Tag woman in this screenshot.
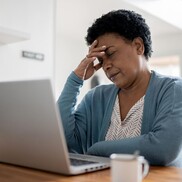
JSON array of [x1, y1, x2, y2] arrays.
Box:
[[58, 9, 182, 167]]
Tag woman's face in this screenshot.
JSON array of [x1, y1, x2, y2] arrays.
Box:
[[96, 33, 147, 90]]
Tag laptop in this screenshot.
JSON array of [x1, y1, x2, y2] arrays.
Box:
[[0, 79, 110, 175]]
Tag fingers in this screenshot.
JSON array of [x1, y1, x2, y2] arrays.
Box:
[[74, 39, 106, 80], [86, 40, 106, 66], [89, 40, 98, 52], [89, 46, 106, 55], [89, 40, 106, 54], [94, 63, 102, 71], [83, 56, 96, 65], [83, 39, 106, 75], [86, 51, 105, 60]]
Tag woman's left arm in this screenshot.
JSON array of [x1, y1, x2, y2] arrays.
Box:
[[87, 80, 182, 166]]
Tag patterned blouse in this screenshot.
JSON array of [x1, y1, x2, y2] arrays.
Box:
[[105, 95, 145, 140]]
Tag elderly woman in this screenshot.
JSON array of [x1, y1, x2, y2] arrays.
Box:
[[57, 9, 182, 167]]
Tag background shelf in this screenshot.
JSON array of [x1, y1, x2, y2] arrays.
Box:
[[0, 26, 30, 45]]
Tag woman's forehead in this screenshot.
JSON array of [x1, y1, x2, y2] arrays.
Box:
[[96, 33, 127, 47]]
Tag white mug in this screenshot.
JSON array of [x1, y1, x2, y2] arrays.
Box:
[[110, 153, 149, 182]]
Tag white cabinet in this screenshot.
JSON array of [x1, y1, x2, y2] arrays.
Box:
[[0, 26, 30, 45]]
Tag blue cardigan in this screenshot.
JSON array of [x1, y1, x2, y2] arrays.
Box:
[[57, 71, 182, 167]]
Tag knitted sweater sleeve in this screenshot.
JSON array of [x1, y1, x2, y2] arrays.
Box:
[[57, 72, 88, 153], [87, 79, 182, 166]]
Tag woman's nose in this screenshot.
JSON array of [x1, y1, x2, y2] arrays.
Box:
[[103, 58, 112, 71]]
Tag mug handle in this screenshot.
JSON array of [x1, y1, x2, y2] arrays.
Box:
[[141, 159, 149, 178]]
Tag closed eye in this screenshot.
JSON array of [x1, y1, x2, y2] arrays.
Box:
[[106, 51, 116, 58]]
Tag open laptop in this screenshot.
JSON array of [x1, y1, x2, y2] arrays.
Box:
[[0, 79, 110, 175]]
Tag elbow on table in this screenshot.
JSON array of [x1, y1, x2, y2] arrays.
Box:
[[149, 149, 181, 166]]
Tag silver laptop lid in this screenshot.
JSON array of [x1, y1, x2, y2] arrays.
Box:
[[0, 79, 71, 174], [0, 79, 110, 175]]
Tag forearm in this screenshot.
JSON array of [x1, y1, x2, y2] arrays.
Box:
[[87, 119, 182, 166], [86, 133, 179, 166], [57, 72, 84, 151], [57, 71, 83, 121], [87, 79, 182, 166]]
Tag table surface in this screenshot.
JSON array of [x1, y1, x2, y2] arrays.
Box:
[[0, 163, 182, 182]]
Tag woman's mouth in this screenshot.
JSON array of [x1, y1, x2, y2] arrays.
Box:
[[109, 72, 120, 81]]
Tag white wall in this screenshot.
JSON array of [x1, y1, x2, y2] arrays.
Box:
[[0, 0, 55, 82], [55, 0, 182, 101], [0, 0, 181, 102]]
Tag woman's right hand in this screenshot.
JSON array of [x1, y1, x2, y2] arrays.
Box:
[[74, 40, 106, 80]]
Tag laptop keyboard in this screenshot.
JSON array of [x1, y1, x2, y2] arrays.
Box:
[[70, 158, 98, 166]]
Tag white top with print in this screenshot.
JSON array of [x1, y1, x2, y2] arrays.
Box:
[[105, 95, 145, 140]]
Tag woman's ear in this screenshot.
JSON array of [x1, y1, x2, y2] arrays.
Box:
[[133, 37, 145, 55]]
